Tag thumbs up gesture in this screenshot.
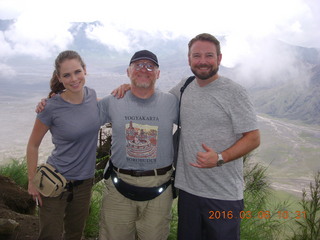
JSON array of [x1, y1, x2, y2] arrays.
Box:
[[190, 143, 218, 168]]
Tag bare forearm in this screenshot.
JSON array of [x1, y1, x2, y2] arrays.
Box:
[[27, 145, 39, 181], [26, 118, 49, 181], [221, 130, 260, 163]]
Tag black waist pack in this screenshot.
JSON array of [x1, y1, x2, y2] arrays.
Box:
[[110, 170, 172, 201]]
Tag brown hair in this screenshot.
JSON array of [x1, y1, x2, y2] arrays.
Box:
[[188, 33, 221, 56], [48, 50, 86, 98]]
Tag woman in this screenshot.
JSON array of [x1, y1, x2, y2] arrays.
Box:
[[27, 50, 101, 240]]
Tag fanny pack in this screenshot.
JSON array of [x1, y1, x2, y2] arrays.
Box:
[[110, 170, 172, 201], [32, 163, 68, 197]]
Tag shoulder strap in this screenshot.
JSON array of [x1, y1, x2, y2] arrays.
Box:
[[178, 76, 195, 124], [173, 76, 195, 167], [180, 76, 196, 95]]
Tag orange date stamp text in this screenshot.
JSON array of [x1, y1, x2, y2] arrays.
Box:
[[208, 210, 307, 220]]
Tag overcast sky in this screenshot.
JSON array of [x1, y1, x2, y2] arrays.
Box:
[[0, 0, 319, 74]]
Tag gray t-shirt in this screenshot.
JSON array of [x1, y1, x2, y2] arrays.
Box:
[[170, 76, 258, 200], [38, 86, 101, 180], [98, 90, 178, 170]]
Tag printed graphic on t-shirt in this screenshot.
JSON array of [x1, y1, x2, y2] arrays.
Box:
[[125, 121, 158, 164]]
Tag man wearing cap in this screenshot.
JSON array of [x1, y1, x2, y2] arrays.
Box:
[[98, 50, 178, 240]]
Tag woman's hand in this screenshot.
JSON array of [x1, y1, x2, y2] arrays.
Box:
[[28, 181, 43, 207]]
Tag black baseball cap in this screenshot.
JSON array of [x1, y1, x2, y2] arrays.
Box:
[[129, 50, 159, 67]]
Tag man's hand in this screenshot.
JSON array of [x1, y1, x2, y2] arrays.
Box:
[[111, 84, 131, 98], [190, 144, 218, 168], [35, 98, 47, 113]]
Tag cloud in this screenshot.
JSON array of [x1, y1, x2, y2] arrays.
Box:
[[0, 63, 16, 79], [2, 2, 74, 58], [0, 0, 26, 19], [0, 0, 319, 66], [0, 31, 13, 57], [85, 22, 131, 52]]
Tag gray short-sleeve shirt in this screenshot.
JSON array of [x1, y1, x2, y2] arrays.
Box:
[[37, 87, 101, 180], [170, 76, 258, 200]]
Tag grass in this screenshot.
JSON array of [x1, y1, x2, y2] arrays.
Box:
[[291, 171, 320, 240], [84, 181, 104, 238], [268, 190, 304, 239], [168, 199, 178, 240], [0, 157, 28, 189], [240, 155, 290, 240]]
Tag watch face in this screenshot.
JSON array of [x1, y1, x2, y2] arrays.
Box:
[[217, 153, 224, 166], [217, 160, 224, 166]]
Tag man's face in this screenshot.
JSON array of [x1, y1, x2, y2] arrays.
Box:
[[188, 40, 222, 80], [127, 60, 160, 89]]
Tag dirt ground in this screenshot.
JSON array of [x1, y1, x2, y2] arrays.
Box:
[[0, 175, 39, 240], [0, 207, 39, 240]]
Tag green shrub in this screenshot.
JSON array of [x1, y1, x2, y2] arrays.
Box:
[[168, 199, 178, 240], [0, 158, 28, 189], [241, 154, 290, 240], [84, 181, 104, 238], [291, 171, 320, 240]]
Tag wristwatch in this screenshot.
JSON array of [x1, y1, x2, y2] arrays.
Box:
[[217, 153, 225, 167]]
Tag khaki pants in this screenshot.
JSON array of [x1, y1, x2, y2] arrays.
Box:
[[99, 170, 173, 240], [38, 178, 93, 240]]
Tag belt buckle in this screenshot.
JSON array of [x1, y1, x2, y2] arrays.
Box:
[[130, 170, 143, 177]]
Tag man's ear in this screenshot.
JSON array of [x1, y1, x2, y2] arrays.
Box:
[[217, 54, 222, 65]]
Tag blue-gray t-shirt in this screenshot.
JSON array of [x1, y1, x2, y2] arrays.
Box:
[[98, 90, 178, 170], [37, 86, 101, 180]]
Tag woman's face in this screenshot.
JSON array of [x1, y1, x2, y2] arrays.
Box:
[[58, 58, 86, 93]]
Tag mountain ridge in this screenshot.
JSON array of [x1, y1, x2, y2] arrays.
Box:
[[1, 20, 319, 125]]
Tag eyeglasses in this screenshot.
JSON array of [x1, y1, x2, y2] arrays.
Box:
[[132, 62, 157, 72]]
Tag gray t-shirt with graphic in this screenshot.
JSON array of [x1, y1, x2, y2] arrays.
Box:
[[170, 76, 258, 200], [98, 90, 178, 170]]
